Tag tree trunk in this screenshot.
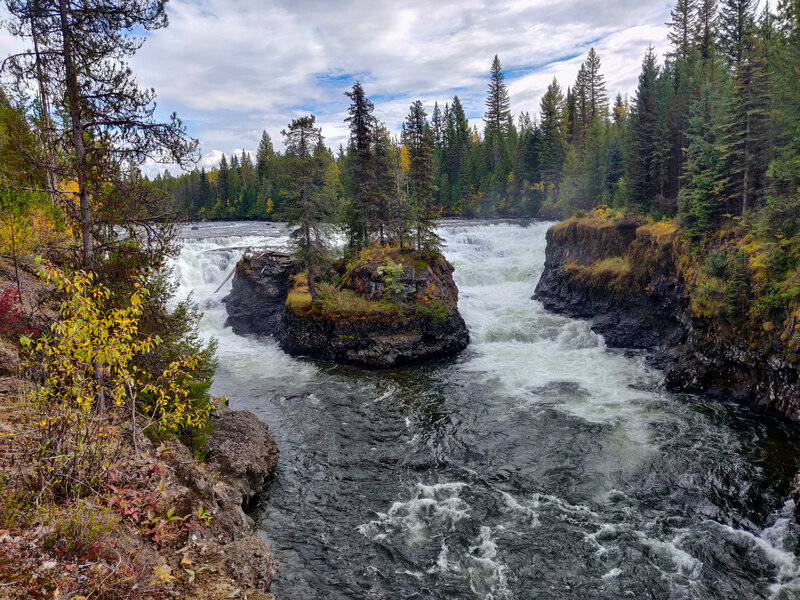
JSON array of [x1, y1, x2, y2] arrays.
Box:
[[58, 0, 92, 266], [31, 9, 58, 205], [742, 110, 751, 214]]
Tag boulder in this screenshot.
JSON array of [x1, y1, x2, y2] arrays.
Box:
[[206, 403, 280, 503]]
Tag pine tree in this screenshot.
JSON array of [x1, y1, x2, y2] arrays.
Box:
[[3, 0, 197, 267]]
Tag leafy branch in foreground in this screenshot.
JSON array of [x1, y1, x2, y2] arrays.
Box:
[[21, 264, 216, 501]]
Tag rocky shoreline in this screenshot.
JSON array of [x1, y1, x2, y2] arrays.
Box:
[[223, 251, 469, 368], [533, 218, 800, 421]]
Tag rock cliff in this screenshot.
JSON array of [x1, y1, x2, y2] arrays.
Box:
[[534, 218, 800, 421]]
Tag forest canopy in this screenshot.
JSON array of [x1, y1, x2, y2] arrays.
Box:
[[160, 0, 799, 248]]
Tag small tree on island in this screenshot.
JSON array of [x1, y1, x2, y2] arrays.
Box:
[[403, 101, 441, 253], [281, 115, 335, 298], [343, 81, 377, 249]]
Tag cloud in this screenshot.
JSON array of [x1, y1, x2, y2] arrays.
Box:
[[127, 0, 675, 172]]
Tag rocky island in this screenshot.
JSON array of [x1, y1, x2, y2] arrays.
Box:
[[224, 245, 470, 367]]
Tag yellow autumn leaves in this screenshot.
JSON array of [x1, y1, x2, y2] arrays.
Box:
[[23, 265, 213, 434]]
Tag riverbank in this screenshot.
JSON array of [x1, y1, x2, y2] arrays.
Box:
[[534, 212, 800, 421], [0, 257, 280, 599], [0, 378, 279, 599]]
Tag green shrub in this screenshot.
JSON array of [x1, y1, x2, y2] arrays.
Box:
[[704, 250, 730, 278], [380, 260, 406, 305]]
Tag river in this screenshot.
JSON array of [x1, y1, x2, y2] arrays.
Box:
[[174, 219, 800, 600]]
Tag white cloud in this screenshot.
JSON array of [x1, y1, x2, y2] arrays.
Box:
[[127, 0, 675, 172]]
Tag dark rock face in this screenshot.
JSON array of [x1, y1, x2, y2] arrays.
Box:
[[222, 252, 296, 336], [280, 257, 469, 367], [224, 252, 470, 368], [206, 403, 280, 503], [279, 307, 469, 367], [533, 221, 800, 422], [534, 224, 687, 349]]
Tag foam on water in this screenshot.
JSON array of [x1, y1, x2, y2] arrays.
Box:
[[173, 219, 800, 600]]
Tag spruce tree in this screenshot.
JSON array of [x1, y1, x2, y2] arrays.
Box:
[[719, 0, 757, 66], [681, 83, 725, 239], [484, 55, 512, 169], [432, 102, 444, 149], [198, 168, 211, 214], [281, 115, 331, 297], [538, 78, 567, 187], [627, 47, 661, 209], [256, 131, 274, 182], [718, 38, 770, 213], [344, 81, 376, 247], [572, 65, 590, 152], [218, 154, 230, 207], [668, 0, 699, 59], [612, 93, 628, 129], [584, 48, 609, 122], [403, 101, 439, 252], [373, 124, 396, 243], [696, 0, 719, 62]]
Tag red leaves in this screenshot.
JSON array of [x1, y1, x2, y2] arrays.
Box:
[[0, 288, 39, 338]]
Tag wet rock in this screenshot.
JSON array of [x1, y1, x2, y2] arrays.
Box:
[[206, 403, 279, 504], [279, 309, 469, 367], [225, 252, 470, 368], [223, 252, 296, 336]]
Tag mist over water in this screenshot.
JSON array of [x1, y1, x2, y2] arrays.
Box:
[[174, 220, 800, 599]]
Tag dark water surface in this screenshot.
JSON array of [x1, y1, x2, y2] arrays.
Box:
[[175, 220, 800, 599]]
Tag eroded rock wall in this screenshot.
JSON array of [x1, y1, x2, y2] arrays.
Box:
[[534, 220, 800, 421]]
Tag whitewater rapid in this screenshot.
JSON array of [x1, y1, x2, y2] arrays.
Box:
[[174, 220, 800, 600]]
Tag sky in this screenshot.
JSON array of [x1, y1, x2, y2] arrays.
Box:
[[125, 0, 683, 173], [3, 0, 680, 174]]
